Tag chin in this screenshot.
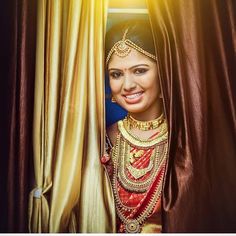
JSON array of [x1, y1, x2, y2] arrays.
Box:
[[123, 104, 147, 114]]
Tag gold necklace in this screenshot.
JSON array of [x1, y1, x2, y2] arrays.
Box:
[[111, 133, 167, 233], [116, 173, 165, 233], [119, 119, 168, 148], [127, 151, 154, 180], [111, 134, 138, 213], [112, 119, 168, 192], [117, 136, 167, 193], [126, 113, 165, 131], [110, 118, 168, 233]]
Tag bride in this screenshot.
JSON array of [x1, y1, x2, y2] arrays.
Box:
[[101, 19, 168, 233]]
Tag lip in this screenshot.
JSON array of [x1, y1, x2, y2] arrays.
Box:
[[123, 91, 144, 104]]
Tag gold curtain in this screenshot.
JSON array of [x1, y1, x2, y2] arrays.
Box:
[[29, 0, 116, 233]]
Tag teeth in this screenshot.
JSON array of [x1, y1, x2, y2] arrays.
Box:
[[126, 92, 142, 99]]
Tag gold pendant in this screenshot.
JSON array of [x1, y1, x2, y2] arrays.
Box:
[[127, 160, 154, 179], [125, 219, 141, 233], [129, 150, 144, 163], [116, 135, 168, 193]]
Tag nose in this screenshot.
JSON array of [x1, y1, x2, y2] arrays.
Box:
[[123, 73, 136, 91]]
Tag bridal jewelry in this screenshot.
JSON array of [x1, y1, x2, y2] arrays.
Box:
[[129, 149, 144, 163], [106, 28, 157, 65], [119, 118, 168, 148], [111, 118, 168, 233], [115, 120, 168, 192], [126, 112, 165, 131]]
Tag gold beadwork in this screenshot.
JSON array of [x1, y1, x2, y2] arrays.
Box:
[[117, 135, 168, 192], [129, 150, 144, 163], [110, 117, 168, 232], [111, 132, 167, 232], [116, 179, 164, 233], [127, 113, 165, 131], [118, 119, 168, 148], [111, 134, 138, 212], [127, 158, 154, 180], [112, 119, 168, 193], [125, 219, 141, 233], [106, 28, 157, 66]]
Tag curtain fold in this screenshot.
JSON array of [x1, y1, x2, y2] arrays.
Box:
[[0, 0, 37, 232], [69, 0, 117, 232], [147, 0, 236, 232], [28, 0, 52, 232], [29, 0, 116, 232]]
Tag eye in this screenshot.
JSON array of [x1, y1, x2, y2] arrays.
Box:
[[134, 68, 148, 75], [109, 71, 123, 79]]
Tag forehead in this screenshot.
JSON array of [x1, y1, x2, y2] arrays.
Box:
[[108, 49, 155, 69]]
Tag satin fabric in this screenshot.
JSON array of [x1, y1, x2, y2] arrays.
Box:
[[29, 0, 116, 232], [147, 0, 236, 232], [0, 0, 37, 232]]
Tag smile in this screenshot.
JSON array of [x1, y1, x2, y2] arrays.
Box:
[[124, 92, 143, 99], [123, 92, 144, 104]]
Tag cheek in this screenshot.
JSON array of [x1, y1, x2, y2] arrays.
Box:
[[143, 73, 159, 89], [109, 79, 122, 94], [144, 76, 160, 97]]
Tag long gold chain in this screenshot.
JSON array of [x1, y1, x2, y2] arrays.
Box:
[[111, 132, 167, 233], [114, 119, 168, 193], [110, 118, 168, 233], [117, 138, 167, 193], [111, 134, 137, 212], [116, 170, 165, 233]]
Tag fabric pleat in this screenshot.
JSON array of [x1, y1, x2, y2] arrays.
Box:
[[147, 0, 236, 232], [29, 0, 116, 232], [2, 0, 235, 233], [0, 0, 37, 232]]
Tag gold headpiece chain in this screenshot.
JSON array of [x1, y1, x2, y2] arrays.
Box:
[[106, 28, 157, 65]]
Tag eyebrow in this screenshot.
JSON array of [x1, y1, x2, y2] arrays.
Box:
[[108, 64, 149, 71]]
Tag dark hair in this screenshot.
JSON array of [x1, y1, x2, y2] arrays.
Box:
[[105, 19, 156, 62]]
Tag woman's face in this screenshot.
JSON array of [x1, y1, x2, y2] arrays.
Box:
[[108, 49, 161, 116]]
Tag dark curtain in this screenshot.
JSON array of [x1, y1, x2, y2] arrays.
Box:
[[0, 0, 37, 232], [147, 0, 236, 232]]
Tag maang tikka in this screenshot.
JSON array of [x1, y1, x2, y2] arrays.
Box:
[[106, 28, 157, 65]]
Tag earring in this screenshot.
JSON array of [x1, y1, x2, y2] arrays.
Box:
[[111, 96, 116, 103], [159, 93, 163, 99]]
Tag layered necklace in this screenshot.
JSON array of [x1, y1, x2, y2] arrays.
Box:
[[111, 113, 168, 233]]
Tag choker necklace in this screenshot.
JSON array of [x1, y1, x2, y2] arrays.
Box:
[[126, 113, 165, 131]]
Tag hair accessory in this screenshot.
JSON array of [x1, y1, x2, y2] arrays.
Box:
[[106, 28, 157, 65]]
